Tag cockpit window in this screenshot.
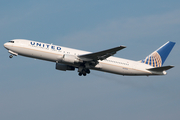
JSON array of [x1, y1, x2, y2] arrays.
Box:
[[9, 41, 14, 43]]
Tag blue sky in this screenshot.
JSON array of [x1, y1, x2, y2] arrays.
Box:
[[0, 0, 180, 120]]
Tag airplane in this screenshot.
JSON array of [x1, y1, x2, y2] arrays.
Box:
[[4, 39, 175, 76]]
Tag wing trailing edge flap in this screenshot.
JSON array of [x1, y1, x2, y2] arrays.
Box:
[[147, 65, 174, 72], [78, 45, 126, 61]]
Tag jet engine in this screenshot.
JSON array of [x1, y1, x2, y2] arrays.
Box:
[[56, 63, 75, 71]]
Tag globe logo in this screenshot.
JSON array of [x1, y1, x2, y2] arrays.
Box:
[[141, 51, 162, 67]]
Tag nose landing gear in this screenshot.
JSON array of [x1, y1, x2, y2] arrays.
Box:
[[8, 50, 18, 58], [9, 55, 13, 58]]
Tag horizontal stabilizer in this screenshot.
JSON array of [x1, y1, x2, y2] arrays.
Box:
[[147, 65, 174, 72]]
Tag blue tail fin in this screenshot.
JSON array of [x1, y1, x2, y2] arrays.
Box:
[[140, 41, 175, 67]]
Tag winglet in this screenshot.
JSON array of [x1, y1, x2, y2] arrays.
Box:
[[120, 45, 126, 48]]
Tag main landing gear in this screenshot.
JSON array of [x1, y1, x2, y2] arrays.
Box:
[[78, 69, 90, 76], [78, 66, 90, 76]]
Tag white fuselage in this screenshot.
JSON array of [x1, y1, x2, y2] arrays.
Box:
[[4, 39, 166, 76]]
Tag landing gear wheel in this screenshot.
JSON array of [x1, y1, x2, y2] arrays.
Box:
[[82, 70, 86, 76], [9, 55, 13, 58], [86, 69, 90, 74], [78, 72, 82, 76]]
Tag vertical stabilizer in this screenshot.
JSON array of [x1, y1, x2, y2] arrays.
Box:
[[140, 41, 175, 67]]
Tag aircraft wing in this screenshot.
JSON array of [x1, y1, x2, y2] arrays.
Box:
[[78, 46, 126, 61]]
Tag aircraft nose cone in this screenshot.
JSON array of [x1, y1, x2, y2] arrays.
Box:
[[4, 42, 10, 49], [4, 43, 7, 48]]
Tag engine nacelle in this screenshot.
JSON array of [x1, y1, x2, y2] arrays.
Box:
[[62, 54, 80, 64], [56, 63, 75, 71]]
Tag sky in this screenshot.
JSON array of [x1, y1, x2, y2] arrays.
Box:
[[0, 0, 180, 120]]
